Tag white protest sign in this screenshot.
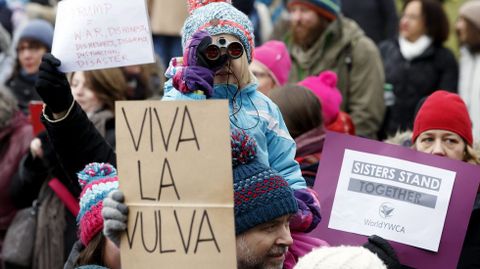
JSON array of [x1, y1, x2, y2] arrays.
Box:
[[329, 149, 456, 252], [52, 0, 154, 72]]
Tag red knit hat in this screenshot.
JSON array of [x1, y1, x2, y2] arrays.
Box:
[[412, 90, 473, 146]]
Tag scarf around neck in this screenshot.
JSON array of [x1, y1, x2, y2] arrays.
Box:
[[399, 35, 432, 60]]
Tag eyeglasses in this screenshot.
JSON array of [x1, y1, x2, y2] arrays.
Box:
[[203, 37, 244, 61]]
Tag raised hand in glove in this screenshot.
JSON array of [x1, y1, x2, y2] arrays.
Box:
[[102, 190, 128, 248], [173, 30, 227, 97], [363, 235, 403, 269], [35, 53, 73, 114]]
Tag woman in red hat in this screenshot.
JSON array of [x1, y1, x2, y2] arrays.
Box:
[[411, 90, 479, 268], [411, 90, 479, 163]]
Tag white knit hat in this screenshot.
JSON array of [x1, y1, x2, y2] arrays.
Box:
[[294, 246, 387, 269]]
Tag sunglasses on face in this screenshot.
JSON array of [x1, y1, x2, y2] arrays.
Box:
[[204, 37, 244, 61]]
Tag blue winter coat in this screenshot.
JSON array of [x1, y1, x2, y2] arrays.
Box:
[[163, 75, 306, 190]]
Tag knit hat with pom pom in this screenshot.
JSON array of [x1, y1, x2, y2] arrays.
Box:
[[77, 162, 119, 246], [231, 129, 298, 235], [183, 0, 255, 62]]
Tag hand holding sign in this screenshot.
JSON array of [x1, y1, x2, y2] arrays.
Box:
[[102, 190, 129, 247], [35, 54, 73, 114], [363, 235, 403, 269]]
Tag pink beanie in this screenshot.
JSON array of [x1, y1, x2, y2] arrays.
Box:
[[253, 40, 292, 86], [298, 71, 342, 125]]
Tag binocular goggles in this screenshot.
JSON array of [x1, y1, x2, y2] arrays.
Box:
[[203, 37, 244, 61]]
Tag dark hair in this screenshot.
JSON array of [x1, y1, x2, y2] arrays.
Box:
[[69, 68, 128, 112], [403, 0, 450, 45], [268, 84, 322, 139], [75, 233, 106, 267]]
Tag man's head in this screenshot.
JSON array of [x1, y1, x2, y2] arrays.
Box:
[[287, 0, 340, 49], [231, 130, 298, 269]]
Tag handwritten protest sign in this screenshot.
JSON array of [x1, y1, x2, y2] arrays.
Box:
[[311, 132, 480, 268], [52, 0, 154, 72], [115, 100, 236, 268]]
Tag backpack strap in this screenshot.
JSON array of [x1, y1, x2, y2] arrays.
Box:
[[48, 178, 79, 217]]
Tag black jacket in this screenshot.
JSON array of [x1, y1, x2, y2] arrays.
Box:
[[458, 194, 480, 269], [379, 39, 458, 137], [41, 102, 116, 181]]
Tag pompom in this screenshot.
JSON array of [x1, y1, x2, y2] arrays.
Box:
[[231, 129, 256, 167], [78, 162, 117, 188], [187, 0, 232, 14]]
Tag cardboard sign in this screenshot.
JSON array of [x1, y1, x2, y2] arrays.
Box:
[[52, 0, 154, 72], [115, 100, 236, 269], [311, 132, 480, 268]]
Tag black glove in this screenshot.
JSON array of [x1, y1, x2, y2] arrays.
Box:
[[35, 53, 73, 114], [363, 235, 403, 269]]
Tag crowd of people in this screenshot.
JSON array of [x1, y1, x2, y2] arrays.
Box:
[[1, 0, 480, 268]]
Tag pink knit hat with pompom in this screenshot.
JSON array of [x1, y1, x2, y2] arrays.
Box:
[[298, 71, 342, 125], [253, 40, 292, 86]]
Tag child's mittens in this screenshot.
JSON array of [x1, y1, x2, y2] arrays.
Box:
[[173, 65, 215, 97], [172, 30, 227, 97], [289, 188, 322, 233]]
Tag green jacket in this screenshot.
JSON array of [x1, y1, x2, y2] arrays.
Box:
[[285, 17, 385, 139]]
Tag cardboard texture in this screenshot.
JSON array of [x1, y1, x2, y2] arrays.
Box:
[[115, 100, 236, 269], [148, 0, 188, 36]]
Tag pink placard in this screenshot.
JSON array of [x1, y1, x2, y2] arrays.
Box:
[[310, 132, 480, 268]]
